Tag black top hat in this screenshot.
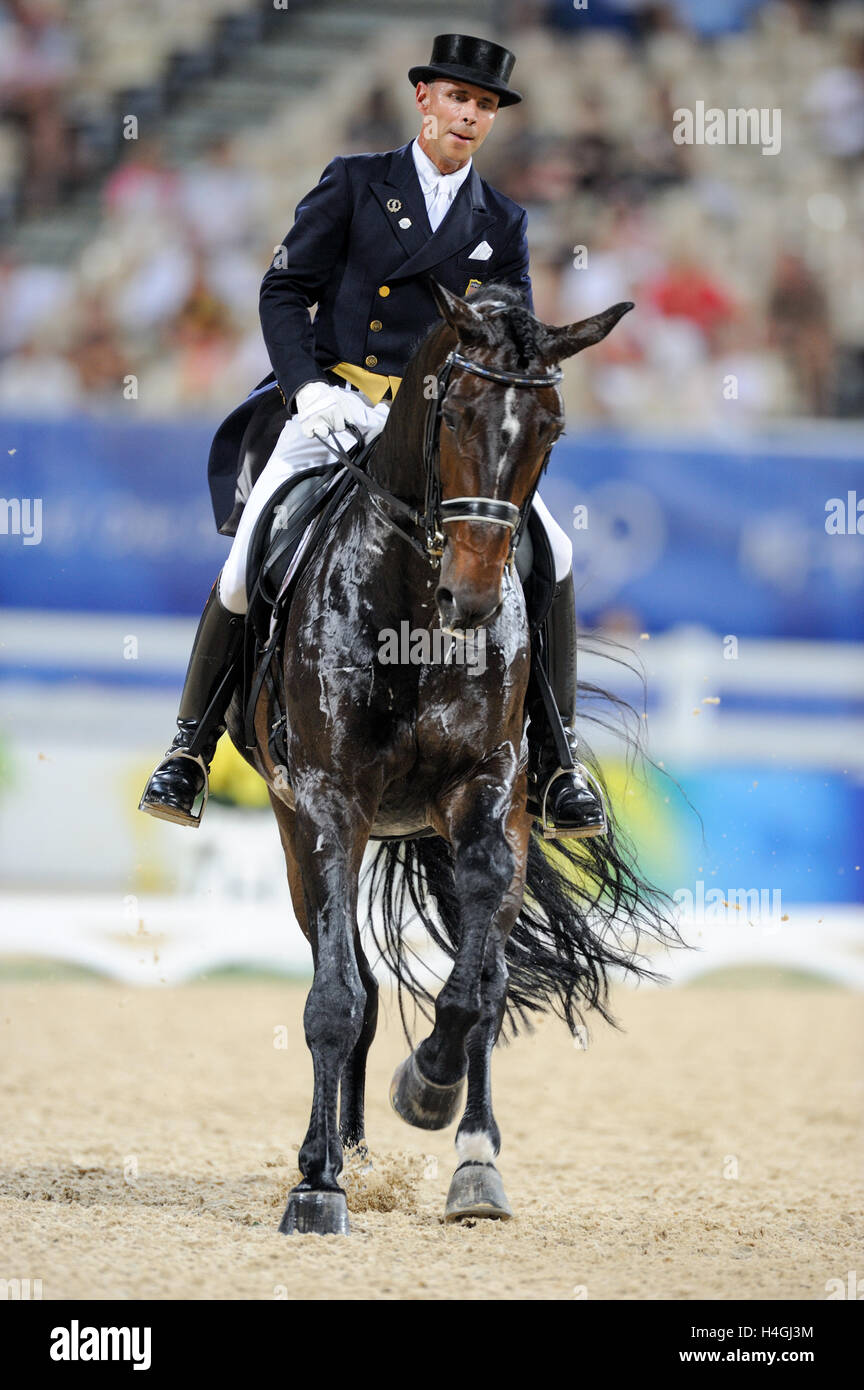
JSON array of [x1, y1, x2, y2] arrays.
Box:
[[408, 34, 522, 107]]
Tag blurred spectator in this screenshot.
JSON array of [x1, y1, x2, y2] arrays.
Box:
[[344, 84, 403, 153], [69, 295, 131, 405], [0, 332, 79, 411], [0, 0, 76, 211], [805, 37, 864, 163], [168, 274, 239, 408], [114, 239, 196, 335], [671, 0, 768, 38], [103, 137, 178, 223], [645, 251, 737, 354], [543, 0, 663, 37], [176, 137, 266, 251], [0, 250, 73, 353], [767, 252, 834, 416]]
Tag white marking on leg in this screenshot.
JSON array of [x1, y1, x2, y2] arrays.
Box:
[[455, 1131, 496, 1163]]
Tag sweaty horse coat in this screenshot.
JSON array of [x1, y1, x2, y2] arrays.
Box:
[[207, 140, 532, 535]]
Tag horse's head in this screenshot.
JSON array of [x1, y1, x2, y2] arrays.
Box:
[[428, 281, 633, 632]]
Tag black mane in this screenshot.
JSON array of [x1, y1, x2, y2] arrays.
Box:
[[413, 280, 548, 372], [462, 281, 547, 369]]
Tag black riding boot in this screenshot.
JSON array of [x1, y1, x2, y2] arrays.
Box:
[[526, 570, 607, 840], [138, 580, 244, 827]]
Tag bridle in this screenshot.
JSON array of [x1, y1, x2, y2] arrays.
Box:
[[321, 345, 563, 567], [424, 348, 563, 562]]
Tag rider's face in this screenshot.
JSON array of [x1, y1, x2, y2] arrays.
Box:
[[415, 79, 499, 173]]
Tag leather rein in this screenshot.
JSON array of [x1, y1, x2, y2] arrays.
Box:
[[320, 347, 563, 567]]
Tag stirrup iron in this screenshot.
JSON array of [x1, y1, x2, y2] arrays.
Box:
[[138, 748, 211, 828], [537, 762, 608, 841]]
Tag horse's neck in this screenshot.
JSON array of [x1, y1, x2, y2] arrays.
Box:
[[368, 331, 449, 506]]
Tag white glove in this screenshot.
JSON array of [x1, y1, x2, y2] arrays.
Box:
[[294, 381, 385, 442]]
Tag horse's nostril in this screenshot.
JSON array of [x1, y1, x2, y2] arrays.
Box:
[[436, 587, 454, 611]]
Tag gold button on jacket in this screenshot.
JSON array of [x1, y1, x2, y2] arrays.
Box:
[[364, 354, 378, 368], [369, 319, 382, 332], [378, 285, 390, 297]]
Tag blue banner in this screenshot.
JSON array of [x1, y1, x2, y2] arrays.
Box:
[[0, 414, 227, 617], [542, 428, 864, 642], [1, 415, 862, 637]]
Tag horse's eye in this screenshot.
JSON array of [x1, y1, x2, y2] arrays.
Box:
[[443, 405, 474, 432]]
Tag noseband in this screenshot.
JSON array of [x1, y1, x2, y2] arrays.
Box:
[[321, 346, 562, 567]]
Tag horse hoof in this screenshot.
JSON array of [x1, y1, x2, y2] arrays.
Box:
[[278, 1188, 350, 1236], [444, 1162, 513, 1222], [389, 1051, 465, 1130]]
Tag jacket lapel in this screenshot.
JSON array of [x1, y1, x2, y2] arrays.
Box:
[[370, 143, 432, 266], [391, 164, 495, 282], [371, 144, 497, 283]]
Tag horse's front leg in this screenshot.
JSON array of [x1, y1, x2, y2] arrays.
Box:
[[444, 795, 532, 1221], [339, 926, 379, 1153], [390, 755, 521, 1138], [279, 794, 372, 1236]]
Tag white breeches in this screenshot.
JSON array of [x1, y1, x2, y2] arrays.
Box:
[[218, 389, 573, 614]]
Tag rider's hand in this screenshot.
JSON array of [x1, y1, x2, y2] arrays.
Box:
[[294, 381, 384, 442]]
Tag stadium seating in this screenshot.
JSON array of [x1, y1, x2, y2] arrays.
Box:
[[0, 0, 862, 421]]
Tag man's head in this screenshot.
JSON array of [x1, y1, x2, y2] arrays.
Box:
[[408, 34, 521, 173], [415, 78, 499, 173]]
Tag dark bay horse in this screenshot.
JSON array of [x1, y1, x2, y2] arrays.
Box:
[[226, 281, 675, 1235]]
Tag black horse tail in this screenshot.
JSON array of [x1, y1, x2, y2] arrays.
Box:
[[363, 795, 681, 1045], [362, 633, 688, 1043]]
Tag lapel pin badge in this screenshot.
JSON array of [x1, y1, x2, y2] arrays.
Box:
[[398, 216, 412, 228], [386, 198, 402, 212]]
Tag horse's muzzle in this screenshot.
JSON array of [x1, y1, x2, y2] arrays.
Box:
[[436, 584, 502, 631]]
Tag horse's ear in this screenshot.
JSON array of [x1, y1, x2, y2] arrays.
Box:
[[429, 278, 487, 341], [539, 301, 634, 364]]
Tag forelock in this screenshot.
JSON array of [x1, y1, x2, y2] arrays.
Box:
[[462, 282, 546, 368]]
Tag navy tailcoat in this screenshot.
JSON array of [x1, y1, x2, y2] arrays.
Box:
[[207, 139, 532, 532]]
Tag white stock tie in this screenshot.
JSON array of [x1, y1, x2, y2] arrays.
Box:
[[427, 179, 454, 233]]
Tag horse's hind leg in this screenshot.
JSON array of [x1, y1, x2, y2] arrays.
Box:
[[269, 792, 351, 1232], [268, 791, 310, 939], [270, 797, 377, 1146], [279, 798, 371, 1236], [339, 927, 378, 1152]]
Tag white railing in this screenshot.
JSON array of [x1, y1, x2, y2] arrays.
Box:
[[1, 613, 861, 986]]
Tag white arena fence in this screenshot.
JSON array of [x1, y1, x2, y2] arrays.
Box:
[[0, 612, 861, 988]]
